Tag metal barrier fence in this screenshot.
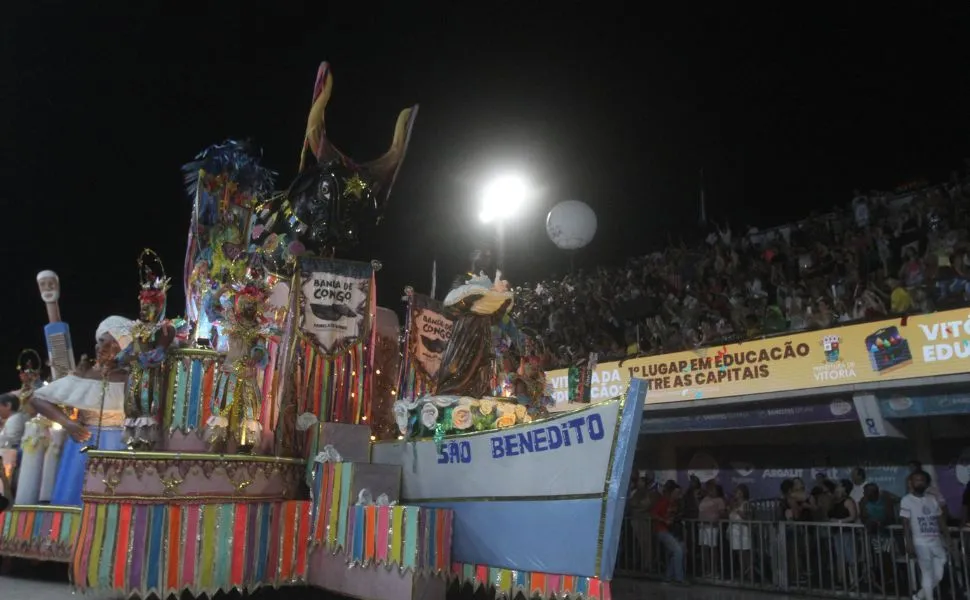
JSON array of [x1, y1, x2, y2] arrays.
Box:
[[617, 517, 970, 599]]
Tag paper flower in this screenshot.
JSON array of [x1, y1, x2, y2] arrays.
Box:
[[357, 489, 373, 505], [296, 412, 319, 432], [392, 401, 411, 435], [451, 406, 473, 430], [314, 444, 343, 464], [432, 395, 460, 408], [523, 415, 533, 424], [478, 399, 495, 415], [420, 403, 440, 429], [399, 397, 420, 411], [514, 404, 528, 420], [497, 402, 516, 416], [495, 413, 517, 429]]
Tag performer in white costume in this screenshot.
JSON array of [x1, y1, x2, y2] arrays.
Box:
[[30, 316, 132, 507], [10, 351, 47, 504]]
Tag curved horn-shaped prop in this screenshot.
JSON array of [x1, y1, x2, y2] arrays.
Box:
[[300, 61, 418, 214]]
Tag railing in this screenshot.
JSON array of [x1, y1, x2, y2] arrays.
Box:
[[617, 516, 970, 599]]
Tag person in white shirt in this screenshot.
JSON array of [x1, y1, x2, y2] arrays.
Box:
[[849, 467, 869, 505], [0, 394, 26, 449], [900, 470, 949, 600], [908, 460, 948, 518]]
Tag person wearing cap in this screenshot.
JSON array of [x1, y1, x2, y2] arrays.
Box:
[[30, 316, 132, 506]]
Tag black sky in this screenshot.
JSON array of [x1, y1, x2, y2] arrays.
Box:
[[1, 4, 969, 377]]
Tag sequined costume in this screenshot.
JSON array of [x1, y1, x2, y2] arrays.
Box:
[[120, 250, 176, 450], [119, 324, 169, 449], [204, 280, 272, 454], [206, 336, 266, 453]]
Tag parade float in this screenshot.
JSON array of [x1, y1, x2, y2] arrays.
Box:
[[0, 60, 643, 600]]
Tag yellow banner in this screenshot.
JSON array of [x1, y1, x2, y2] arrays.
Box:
[[546, 308, 970, 405]]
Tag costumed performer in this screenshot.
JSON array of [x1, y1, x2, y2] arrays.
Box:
[[12, 350, 50, 504], [30, 316, 132, 507], [118, 250, 177, 450], [435, 250, 513, 398], [204, 276, 273, 454]]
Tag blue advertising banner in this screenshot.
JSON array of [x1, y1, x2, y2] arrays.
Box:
[[641, 399, 857, 434], [669, 444, 913, 502], [878, 392, 970, 419]]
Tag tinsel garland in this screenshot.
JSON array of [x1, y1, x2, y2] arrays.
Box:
[[258, 336, 282, 431], [369, 334, 401, 441], [397, 296, 434, 404]]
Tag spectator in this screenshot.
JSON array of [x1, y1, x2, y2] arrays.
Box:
[[683, 474, 702, 520], [510, 173, 970, 370], [785, 477, 814, 522], [860, 482, 895, 585], [830, 479, 859, 587], [628, 470, 658, 570], [901, 471, 949, 600], [907, 460, 948, 518], [0, 393, 25, 449], [698, 479, 727, 578], [728, 485, 752, 577], [849, 467, 868, 505], [651, 481, 687, 585]]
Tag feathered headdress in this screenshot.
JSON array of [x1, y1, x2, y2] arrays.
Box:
[[138, 248, 171, 308], [16, 349, 42, 390], [182, 139, 277, 220]]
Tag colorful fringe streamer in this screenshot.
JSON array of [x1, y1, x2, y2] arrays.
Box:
[[398, 297, 433, 402], [310, 463, 452, 574], [296, 338, 371, 426], [72, 500, 311, 598], [164, 349, 219, 433], [0, 506, 80, 562], [451, 562, 612, 600], [258, 336, 282, 430]]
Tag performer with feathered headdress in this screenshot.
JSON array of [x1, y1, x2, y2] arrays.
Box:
[[117, 249, 177, 450], [204, 269, 275, 454]]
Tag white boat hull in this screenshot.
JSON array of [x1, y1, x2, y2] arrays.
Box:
[[371, 379, 647, 580]]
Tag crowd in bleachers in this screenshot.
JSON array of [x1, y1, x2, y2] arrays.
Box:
[[514, 167, 970, 368]]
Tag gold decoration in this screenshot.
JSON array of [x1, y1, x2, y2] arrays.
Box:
[[102, 473, 122, 496], [343, 173, 368, 199], [161, 474, 184, 497], [81, 451, 305, 504]]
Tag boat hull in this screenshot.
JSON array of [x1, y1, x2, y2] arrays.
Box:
[[371, 379, 647, 579]]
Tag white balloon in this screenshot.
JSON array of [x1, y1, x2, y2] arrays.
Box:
[[545, 200, 597, 250]]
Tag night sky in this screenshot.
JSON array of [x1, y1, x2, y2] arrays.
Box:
[[2, 5, 968, 378]]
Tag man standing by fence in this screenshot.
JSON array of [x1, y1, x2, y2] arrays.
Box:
[[900, 470, 949, 600]]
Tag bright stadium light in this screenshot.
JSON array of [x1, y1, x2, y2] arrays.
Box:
[[479, 174, 529, 224]]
